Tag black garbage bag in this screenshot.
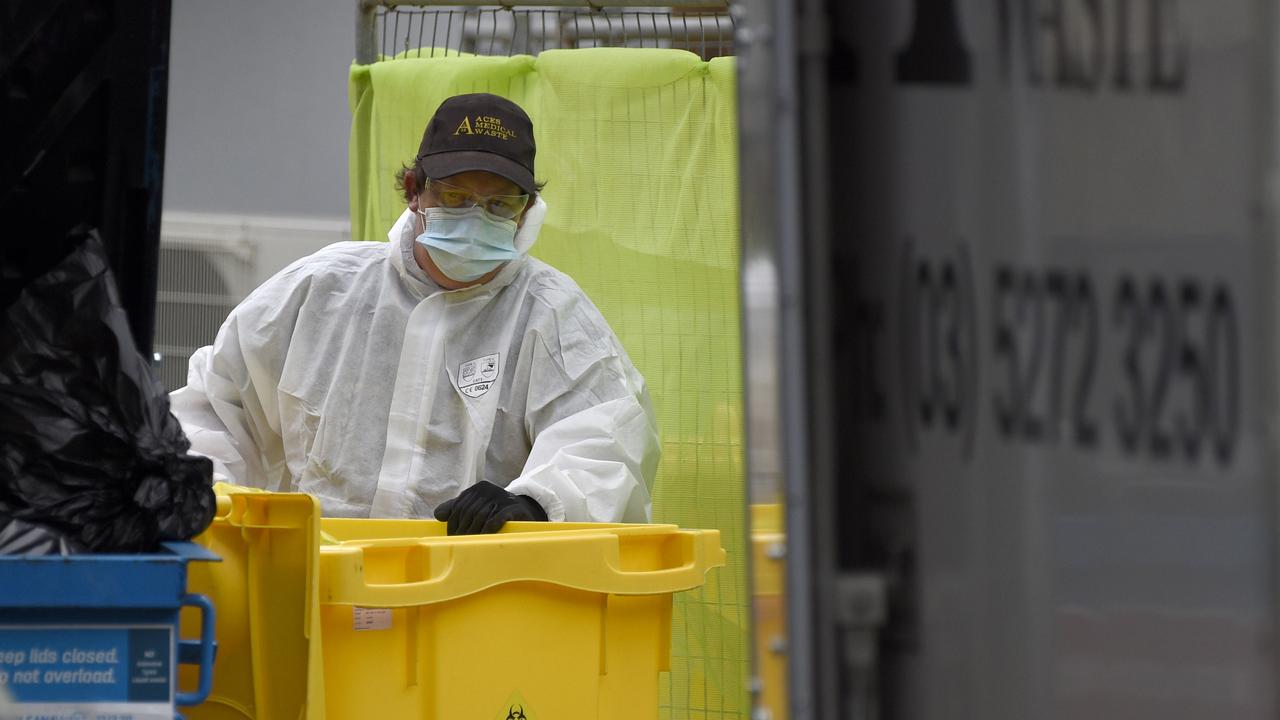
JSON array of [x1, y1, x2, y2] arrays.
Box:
[[0, 231, 216, 553], [0, 515, 85, 556]]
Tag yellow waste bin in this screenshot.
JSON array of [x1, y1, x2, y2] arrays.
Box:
[[180, 492, 326, 720], [182, 491, 725, 719], [751, 503, 788, 720]]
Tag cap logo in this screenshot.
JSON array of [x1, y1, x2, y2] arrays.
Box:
[[453, 115, 516, 141]]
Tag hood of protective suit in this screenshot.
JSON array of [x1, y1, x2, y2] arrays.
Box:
[[389, 196, 548, 290]]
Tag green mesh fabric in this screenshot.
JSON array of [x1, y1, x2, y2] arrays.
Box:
[[349, 48, 747, 718]]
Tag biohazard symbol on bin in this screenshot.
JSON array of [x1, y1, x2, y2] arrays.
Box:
[[496, 691, 536, 720]]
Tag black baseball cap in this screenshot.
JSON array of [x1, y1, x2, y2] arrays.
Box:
[[417, 93, 537, 195]]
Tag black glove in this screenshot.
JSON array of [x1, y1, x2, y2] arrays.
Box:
[[433, 481, 548, 535]]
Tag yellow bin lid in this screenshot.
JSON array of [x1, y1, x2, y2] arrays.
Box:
[[319, 525, 726, 607]]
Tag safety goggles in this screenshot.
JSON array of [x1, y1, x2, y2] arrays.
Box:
[[426, 178, 530, 220]]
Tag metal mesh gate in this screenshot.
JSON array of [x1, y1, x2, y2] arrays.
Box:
[[359, 3, 734, 63]]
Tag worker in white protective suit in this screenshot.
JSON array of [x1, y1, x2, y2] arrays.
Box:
[[169, 93, 660, 533]]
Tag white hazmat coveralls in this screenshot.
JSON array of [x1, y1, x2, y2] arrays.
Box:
[[169, 199, 659, 522]]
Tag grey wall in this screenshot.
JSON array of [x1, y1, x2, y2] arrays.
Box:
[[164, 0, 354, 220]]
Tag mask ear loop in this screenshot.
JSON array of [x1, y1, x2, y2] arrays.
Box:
[[514, 196, 547, 255], [413, 185, 430, 231]]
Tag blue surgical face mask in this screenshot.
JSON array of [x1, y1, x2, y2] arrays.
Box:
[[414, 206, 520, 282]]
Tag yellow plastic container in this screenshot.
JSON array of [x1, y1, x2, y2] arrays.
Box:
[[180, 492, 326, 720], [320, 525, 724, 719], [322, 516, 625, 542], [183, 491, 725, 719], [751, 503, 788, 720]]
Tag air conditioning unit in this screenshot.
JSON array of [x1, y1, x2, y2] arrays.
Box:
[[155, 212, 349, 392]]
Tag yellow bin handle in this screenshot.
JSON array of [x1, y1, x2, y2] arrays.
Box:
[[319, 527, 726, 607]]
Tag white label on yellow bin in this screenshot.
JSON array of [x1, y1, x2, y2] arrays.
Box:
[[352, 608, 392, 631]]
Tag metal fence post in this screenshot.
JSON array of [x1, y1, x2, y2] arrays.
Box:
[[356, 0, 379, 64]]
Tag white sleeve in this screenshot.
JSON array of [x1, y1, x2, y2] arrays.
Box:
[[169, 345, 260, 484], [506, 391, 660, 524], [168, 266, 306, 490]]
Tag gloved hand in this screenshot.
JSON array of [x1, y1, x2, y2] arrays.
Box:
[[433, 481, 548, 535]]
